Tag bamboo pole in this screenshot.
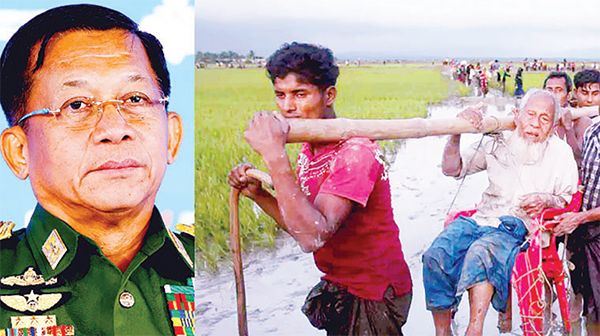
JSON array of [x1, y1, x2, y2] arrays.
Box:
[[285, 106, 599, 143]]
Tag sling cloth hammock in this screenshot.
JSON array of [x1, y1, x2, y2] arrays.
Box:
[[444, 187, 582, 335]]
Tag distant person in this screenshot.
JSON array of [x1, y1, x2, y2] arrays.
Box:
[[228, 43, 412, 335], [501, 67, 511, 93], [423, 89, 578, 336], [514, 67, 525, 97], [479, 69, 488, 96]]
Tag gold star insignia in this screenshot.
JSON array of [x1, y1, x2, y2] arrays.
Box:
[[1, 290, 62, 313], [10, 315, 56, 329]]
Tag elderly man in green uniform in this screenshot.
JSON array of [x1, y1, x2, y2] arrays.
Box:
[[0, 4, 194, 336]]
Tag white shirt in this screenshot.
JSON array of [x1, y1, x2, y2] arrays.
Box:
[[459, 132, 579, 228]]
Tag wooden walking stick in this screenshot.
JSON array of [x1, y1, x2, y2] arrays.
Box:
[[229, 169, 272, 336]]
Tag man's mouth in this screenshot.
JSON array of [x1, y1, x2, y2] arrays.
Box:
[[91, 159, 143, 172]]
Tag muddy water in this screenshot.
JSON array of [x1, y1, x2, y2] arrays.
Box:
[[195, 102, 564, 335]]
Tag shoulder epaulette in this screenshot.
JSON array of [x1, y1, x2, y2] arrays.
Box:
[[175, 223, 194, 237], [0, 221, 15, 240], [166, 229, 193, 269]]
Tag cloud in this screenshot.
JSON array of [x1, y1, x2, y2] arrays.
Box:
[[140, 0, 194, 65], [0, 9, 42, 42], [178, 211, 194, 225], [197, 0, 600, 59], [196, 0, 598, 30]]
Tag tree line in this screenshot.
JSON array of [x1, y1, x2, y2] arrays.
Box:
[[195, 50, 259, 64]]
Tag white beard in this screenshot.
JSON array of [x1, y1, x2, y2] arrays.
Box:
[[510, 133, 549, 165]]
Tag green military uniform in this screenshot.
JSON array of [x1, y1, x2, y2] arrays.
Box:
[[0, 204, 194, 336]]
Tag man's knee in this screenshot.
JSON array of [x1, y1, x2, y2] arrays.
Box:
[[464, 241, 490, 262], [422, 246, 442, 271], [422, 244, 454, 278]]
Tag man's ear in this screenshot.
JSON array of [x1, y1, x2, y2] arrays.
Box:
[[324, 86, 337, 107], [0, 126, 29, 179], [166, 112, 183, 164]]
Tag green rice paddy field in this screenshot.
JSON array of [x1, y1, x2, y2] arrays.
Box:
[[194, 64, 549, 269]]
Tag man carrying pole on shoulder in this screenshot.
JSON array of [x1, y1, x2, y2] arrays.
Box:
[[553, 71, 600, 334], [228, 42, 412, 335], [547, 71, 600, 169]]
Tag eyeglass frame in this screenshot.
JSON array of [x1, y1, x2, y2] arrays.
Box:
[[17, 94, 169, 125]]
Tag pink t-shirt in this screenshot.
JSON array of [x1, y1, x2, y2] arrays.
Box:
[[296, 137, 412, 301]]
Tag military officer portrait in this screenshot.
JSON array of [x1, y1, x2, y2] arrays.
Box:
[[0, 3, 195, 335]]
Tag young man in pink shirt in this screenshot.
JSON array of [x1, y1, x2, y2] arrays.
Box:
[[228, 43, 412, 335]]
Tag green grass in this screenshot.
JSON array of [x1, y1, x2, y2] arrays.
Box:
[[195, 65, 466, 270]]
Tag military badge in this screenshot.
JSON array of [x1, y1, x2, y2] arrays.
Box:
[[1, 325, 75, 336], [166, 230, 193, 269], [41, 230, 67, 270], [0, 290, 62, 313], [11, 314, 56, 328], [0, 221, 15, 240], [164, 278, 194, 336], [1, 268, 57, 287]]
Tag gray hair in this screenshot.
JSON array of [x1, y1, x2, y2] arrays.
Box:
[[518, 88, 561, 125]]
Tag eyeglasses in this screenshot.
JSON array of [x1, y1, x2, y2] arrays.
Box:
[[18, 91, 169, 127]]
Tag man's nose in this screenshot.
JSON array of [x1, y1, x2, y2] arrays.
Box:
[[281, 96, 296, 114], [531, 116, 541, 128], [91, 103, 136, 144]]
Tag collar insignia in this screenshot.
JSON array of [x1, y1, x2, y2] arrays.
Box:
[[0, 290, 62, 313], [166, 230, 193, 269], [42, 229, 67, 270], [0, 221, 15, 240], [1, 267, 58, 287], [164, 278, 195, 336], [11, 314, 56, 328]]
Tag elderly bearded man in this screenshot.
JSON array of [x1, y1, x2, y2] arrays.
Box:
[[422, 89, 579, 336], [0, 5, 193, 335]]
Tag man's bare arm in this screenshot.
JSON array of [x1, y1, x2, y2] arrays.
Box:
[[240, 111, 354, 252], [442, 106, 485, 177], [442, 135, 462, 177], [554, 206, 600, 236], [229, 163, 284, 225], [261, 152, 353, 252]]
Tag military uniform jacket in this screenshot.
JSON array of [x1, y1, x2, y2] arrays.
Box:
[[0, 204, 194, 335]]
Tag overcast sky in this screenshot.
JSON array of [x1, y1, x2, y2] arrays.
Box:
[[196, 0, 600, 60]]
